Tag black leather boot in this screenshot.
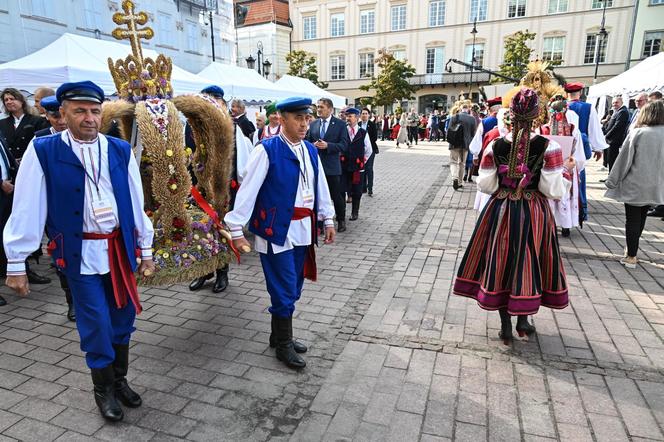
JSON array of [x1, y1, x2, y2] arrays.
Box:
[[61, 275, 76, 322], [349, 199, 360, 221], [91, 366, 124, 421], [189, 273, 213, 291], [269, 315, 307, 353], [337, 220, 347, 233], [273, 316, 306, 369], [112, 344, 142, 408], [498, 308, 513, 345], [516, 315, 537, 338], [26, 262, 50, 284], [213, 267, 229, 293]]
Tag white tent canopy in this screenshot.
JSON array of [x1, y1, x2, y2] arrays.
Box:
[[0, 33, 209, 95], [588, 52, 664, 101], [275, 75, 347, 109], [198, 62, 293, 105]]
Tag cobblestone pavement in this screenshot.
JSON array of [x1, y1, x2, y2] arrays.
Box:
[[0, 140, 663, 441]]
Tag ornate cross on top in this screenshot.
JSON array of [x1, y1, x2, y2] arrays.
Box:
[[111, 0, 154, 64]]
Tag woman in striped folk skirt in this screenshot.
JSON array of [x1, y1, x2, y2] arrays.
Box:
[[453, 88, 575, 344]]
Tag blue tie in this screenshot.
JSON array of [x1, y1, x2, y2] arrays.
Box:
[[320, 119, 327, 139]]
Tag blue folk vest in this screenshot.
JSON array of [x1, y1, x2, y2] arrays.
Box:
[[568, 100, 592, 159], [33, 133, 138, 278], [482, 115, 498, 134], [248, 136, 320, 247]]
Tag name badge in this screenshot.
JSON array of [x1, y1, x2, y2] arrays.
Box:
[[92, 199, 115, 224], [302, 189, 314, 205]]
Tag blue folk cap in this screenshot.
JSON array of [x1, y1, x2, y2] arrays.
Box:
[[40, 95, 60, 113], [276, 96, 312, 114], [201, 85, 225, 99], [344, 107, 360, 116], [56, 81, 104, 104]]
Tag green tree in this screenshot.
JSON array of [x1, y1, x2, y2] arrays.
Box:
[[285, 50, 328, 89], [359, 50, 419, 107], [494, 30, 536, 84]]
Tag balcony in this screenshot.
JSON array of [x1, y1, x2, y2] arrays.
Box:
[[410, 71, 491, 87], [176, 0, 218, 11]]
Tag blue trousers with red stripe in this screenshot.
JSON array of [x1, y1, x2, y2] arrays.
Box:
[[260, 245, 307, 318], [66, 273, 136, 369]]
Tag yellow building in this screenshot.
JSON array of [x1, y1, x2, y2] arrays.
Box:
[[291, 0, 637, 112]]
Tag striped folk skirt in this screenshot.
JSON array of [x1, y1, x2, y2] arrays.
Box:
[[453, 190, 569, 315]]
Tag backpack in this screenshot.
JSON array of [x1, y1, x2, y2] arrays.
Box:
[[447, 115, 465, 148]]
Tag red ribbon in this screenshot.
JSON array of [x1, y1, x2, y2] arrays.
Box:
[[291, 207, 317, 281], [83, 230, 142, 314], [190, 186, 241, 263]]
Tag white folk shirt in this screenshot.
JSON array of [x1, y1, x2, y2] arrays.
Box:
[[4, 130, 154, 275], [225, 133, 335, 254], [347, 124, 373, 161]]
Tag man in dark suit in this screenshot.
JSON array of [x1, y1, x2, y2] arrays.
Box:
[[448, 104, 477, 190], [603, 96, 630, 172], [0, 88, 48, 161], [306, 98, 350, 232], [360, 108, 378, 197], [230, 98, 256, 141]]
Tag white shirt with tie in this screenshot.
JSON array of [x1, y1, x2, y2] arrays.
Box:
[[319, 117, 331, 139], [347, 124, 373, 161]]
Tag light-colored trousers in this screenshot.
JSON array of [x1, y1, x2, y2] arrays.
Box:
[[449, 148, 468, 183]]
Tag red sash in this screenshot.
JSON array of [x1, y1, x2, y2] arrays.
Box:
[[82, 230, 142, 314], [291, 207, 317, 282]]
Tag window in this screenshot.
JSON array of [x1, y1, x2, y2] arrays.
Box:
[[391, 5, 406, 31], [359, 53, 375, 78], [464, 43, 485, 70], [303, 16, 316, 40], [391, 49, 406, 61], [330, 55, 345, 80], [591, 0, 612, 8], [584, 33, 608, 64], [548, 0, 568, 13], [360, 10, 375, 34], [643, 31, 663, 58], [429, 1, 445, 27], [157, 12, 176, 47], [186, 20, 198, 51], [83, 0, 103, 29], [330, 13, 345, 37], [469, 0, 488, 22], [651, 0, 664, 4], [508, 0, 526, 17], [426, 47, 445, 74], [28, 0, 55, 18], [543, 36, 565, 63]]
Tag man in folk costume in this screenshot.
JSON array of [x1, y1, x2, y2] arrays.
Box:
[[32, 95, 76, 322], [541, 95, 587, 237], [341, 108, 373, 221], [4, 81, 155, 421], [469, 97, 503, 181], [564, 82, 607, 224], [226, 97, 336, 369], [188, 85, 252, 294], [472, 108, 511, 212]]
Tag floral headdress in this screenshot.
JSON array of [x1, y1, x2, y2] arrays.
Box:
[[547, 94, 573, 136]]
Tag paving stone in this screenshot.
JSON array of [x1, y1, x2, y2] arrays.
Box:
[[138, 410, 197, 437], [325, 402, 365, 437], [605, 377, 664, 440], [14, 377, 66, 400], [4, 417, 66, 442], [49, 408, 105, 436], [362, 392, 398, 426], [587, 413, 630, 442]]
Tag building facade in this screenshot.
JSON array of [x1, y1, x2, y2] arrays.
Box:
[[0, 0, 235, 74], [234, 0, 293, 81], [627, 0, 664, 68], [291, 0, 639, 112]]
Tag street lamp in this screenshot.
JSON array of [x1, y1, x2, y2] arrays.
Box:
[[200, 9, 217, 62], [593, 0, 609, 83], [245, 41, 271, 79], [469, 19, 478, 97]]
